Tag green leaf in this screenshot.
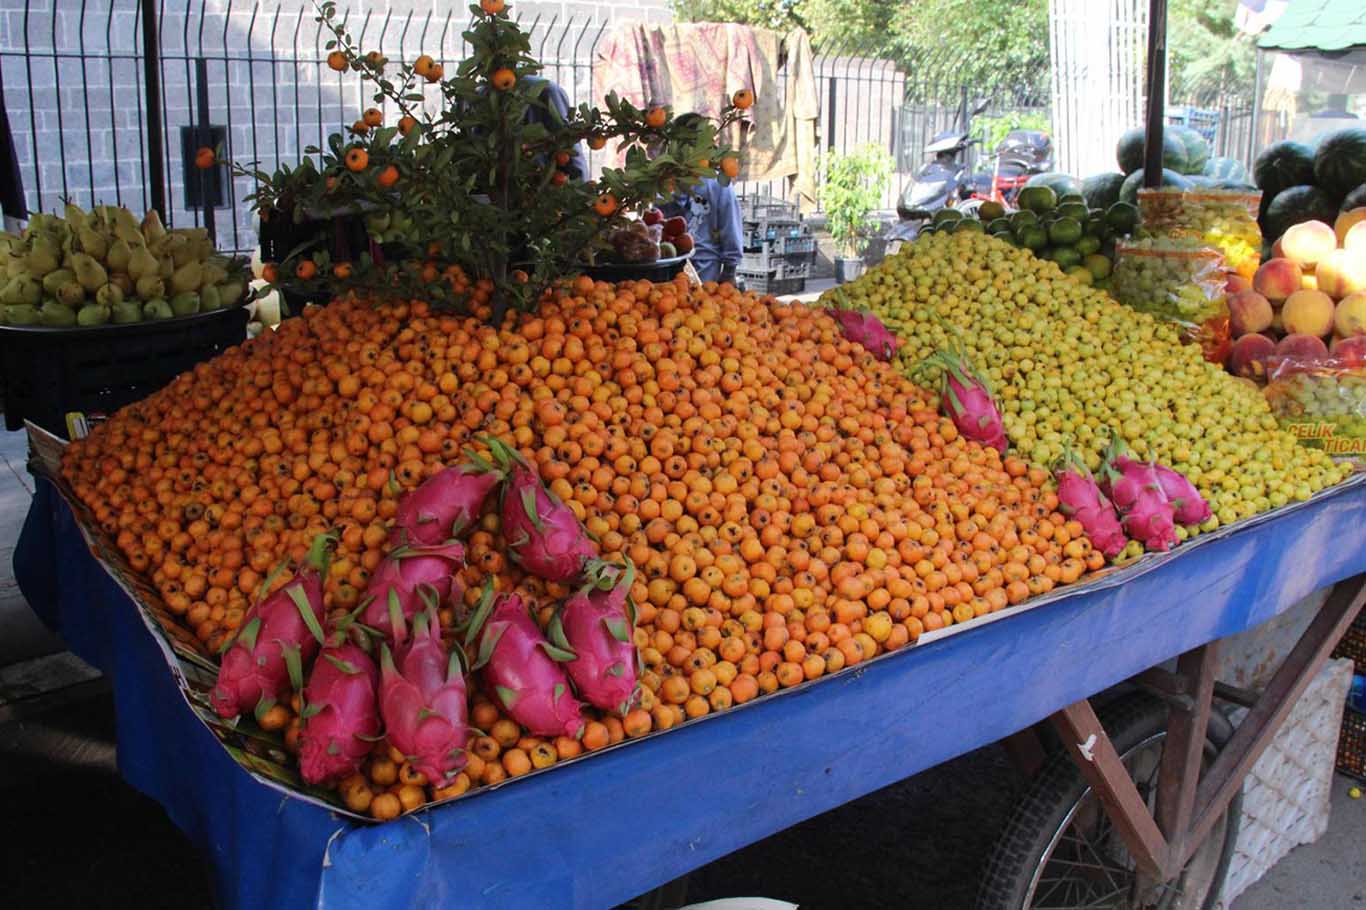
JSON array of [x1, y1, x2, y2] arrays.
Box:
[[519, 485, 544, 533], [495, 684, 519, 709], [236, 616, 262, 652], [538, 640, 577, 663], [253, 697, 276, 724], [322, 653, 360, 675], [603, 616, 630, 644], [287, 586, 326, 645], [282, 643, 304, 692], [471, 620, 506, 671], [387, 589, 408, 641]]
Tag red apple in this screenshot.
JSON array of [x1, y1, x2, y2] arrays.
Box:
[[642, 208, 664, 226], [662, 216, 687, 240]]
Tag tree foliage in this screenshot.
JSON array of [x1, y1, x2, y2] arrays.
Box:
[[672, 0, 1255, 101]]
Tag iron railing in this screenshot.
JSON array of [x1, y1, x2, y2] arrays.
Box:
[[1, 1, 1048, 254]]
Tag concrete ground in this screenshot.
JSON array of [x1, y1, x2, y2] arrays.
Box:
[[1, 424, 1362, 909]]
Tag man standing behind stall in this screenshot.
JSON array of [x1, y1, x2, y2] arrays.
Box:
[[659, 114, 743, 285]]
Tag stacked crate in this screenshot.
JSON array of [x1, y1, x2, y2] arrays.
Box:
[[737, 196, 815, 296]]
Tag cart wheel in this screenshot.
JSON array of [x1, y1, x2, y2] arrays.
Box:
[[977, 694, 1241, 910]]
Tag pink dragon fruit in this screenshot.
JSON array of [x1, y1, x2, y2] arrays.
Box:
[[551, 559, 640, 717], [827, 307, 899, 361], [210, 532, 332, 721], [1052, 448, 1127, 558], [298, 631, 381, 785], [484, 436, 596, 584], [389, 456, 501, 547], [466, 583, 587, 739], [1099, 436, 1178, 553], [1151, 464, 1211, 526], [916, 348, 1008, 453], [378, 607, 469, 787], [361, 541, 466, 645]]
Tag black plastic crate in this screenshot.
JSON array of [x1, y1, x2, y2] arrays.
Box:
[[737, 269, 806, 297], [1339, 707, 1365, 781], [0, 305, 249, 438], [739, 194, 799, 224]]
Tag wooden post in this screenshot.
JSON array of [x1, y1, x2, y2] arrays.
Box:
[[1154, 644, 1218, 861]]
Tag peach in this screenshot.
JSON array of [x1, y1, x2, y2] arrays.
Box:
[[1281, 289, 1335, 337], [1280, 220, 1336, 267], [1228, 333, 1276, 381], [1225, 273, 1251, 295], [1335, 207, 1366, 246], [1272, 237, 1285, 259], [1317, 249, 1366, 300], [1252, 257, 1303, 304], [1345, 221, 1366, 257], [1274, 332, 1328, 364], [1331, 334, 1366, 367], [1227, 289, 1273, 337], [1336, 291, 1366, 337]]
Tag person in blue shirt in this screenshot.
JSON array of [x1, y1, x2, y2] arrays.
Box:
[[658, 114, 743, 285]]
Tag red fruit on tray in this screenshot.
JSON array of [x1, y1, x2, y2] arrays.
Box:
[[662, 216, 687, 240], [673, 233, 695, 254], [642, 208, 664, 226]]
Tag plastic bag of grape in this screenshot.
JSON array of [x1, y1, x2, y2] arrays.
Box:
[[1111, 238, 1228, 330], [1264, 350, 1366, 464], [1138, 188, 1262, 281]]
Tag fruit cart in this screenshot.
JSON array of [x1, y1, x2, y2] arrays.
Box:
[[16, 428, 1365, 910]]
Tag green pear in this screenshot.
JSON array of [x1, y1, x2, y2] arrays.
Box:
[[169, 292, 199, 316], [26, 236, 61, 277], [141, 209, 167, 244], [112, 210, 143, 246], [2, 275, 41, 306], [38, 300, 77, 327], [110, 272, 134, 295], [63, 203, 89, 231], [76, 303, 111, 326], [106, 238, 132, 272], [4, 303, 39, 325], [78, 227, 109, 261], [218, 279, 245, 307], [56, 281, 85, 308], [199, 285, 223, 311], [41, 268, 76, 297], [70, 252, 108, 292], [111, 299, 143, 324], [127, 245, 158, 281], [135, 274, 165, 301], [170, 260, 202, 294], [158, 255, 174, 280], [163, 234, 192, 267], [201, 259, 228, 287], [142, 298, 173, 320], [96, 283, 124, 308]]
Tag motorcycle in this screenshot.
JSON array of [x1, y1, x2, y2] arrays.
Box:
[[964, 129, 1054, 208], [887, 98, 991, 246]]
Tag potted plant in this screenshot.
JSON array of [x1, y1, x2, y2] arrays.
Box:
[[822, 145, 893, 283], [237, 0, 743, 323]]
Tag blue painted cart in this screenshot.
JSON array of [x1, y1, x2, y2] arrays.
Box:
[[15, 471, 1366, 910]]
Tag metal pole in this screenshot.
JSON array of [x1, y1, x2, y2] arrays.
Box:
[[140, 0, 166, 217], [1248, 47, 1265, 166], [1142, 0, 1168, 186], [194, 57, 216, 245]]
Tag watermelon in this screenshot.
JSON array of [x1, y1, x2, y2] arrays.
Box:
[[1169, 125, 1210, 175], [1253, 140, 1315, 199], [1261, 184, 1338, 241], [1313, 128, 1366, 201], [1025, 172, 1083, 198], [1116, 127, 1187, 176], [1082, 172, 1126, 210], [1203, 156, 1250, 184], [1343, 184, 1366, 211], [1118, 168, 1191, 205]]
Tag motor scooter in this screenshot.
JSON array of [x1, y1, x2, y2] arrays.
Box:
[[963, 129, 1054, 208], [887, 98, 991, 246]]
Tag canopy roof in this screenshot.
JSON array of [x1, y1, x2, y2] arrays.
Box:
[[1258, 0, 1366, 52]]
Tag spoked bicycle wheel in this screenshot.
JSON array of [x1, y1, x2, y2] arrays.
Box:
[[978, 694, 1242, 910]]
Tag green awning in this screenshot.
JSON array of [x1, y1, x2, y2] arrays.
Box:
[[1258, 0, 1366, 52]]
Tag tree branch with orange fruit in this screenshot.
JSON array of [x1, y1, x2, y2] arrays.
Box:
[[239, 0, 751, 324]]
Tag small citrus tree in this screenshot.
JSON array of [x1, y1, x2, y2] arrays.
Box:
[[241, 0, 746, 322], [821, 145, 893, 259]]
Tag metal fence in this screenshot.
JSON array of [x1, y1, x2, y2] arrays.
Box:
[[0, 1, 1047, 253]]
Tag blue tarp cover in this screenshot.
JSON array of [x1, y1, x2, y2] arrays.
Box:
[[15, 476, 1366, 909]]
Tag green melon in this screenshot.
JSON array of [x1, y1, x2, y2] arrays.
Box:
[[1116, 127, 1187, 176], [1342, 184, 1366, 211], [1253, 140, 1315, 198], [1313, 128, 1366, 201], [1082, 172, 1126, 210], [1203, 156, 1250, 184], [1025, 172, 1083, 198], [1169, 125, 1210, 175], [1118, 168, 1191, 205], [1261, 184, 1339, 242]]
